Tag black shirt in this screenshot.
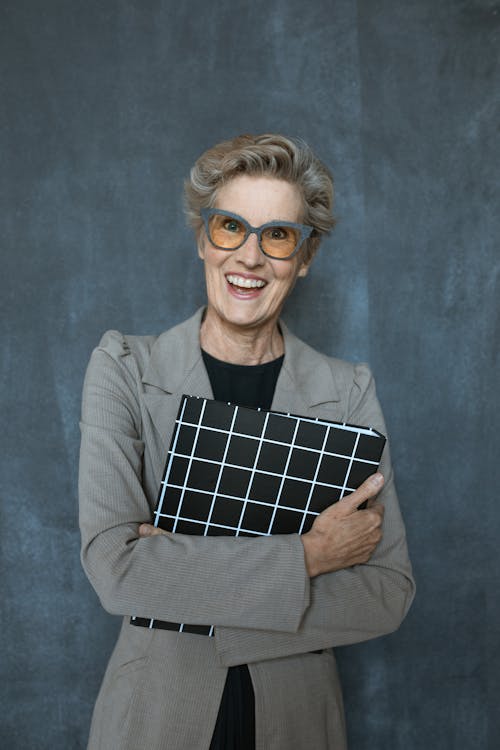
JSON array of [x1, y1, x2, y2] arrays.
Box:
[[202, 349, 284, 750], [202, 349, 284, 411]]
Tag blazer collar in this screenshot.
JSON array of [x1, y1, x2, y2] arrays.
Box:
[[141, 307, 340, 409], [273, 318, 340, 414], [142, 308, 212, 398]]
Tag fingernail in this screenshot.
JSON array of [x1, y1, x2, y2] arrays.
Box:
[[371, 473, 383, 487], [139, 524, 151, 536]]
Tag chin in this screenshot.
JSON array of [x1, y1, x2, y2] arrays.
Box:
[[221, 303, 273, 331]]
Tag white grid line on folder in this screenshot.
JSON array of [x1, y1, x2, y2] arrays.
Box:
[[298, 423, 332, 535], [266, 416, 301, 533], [175, 400, 208, 633], [148, 515, 315, 536], [174, 416, 377, 437], [340, 431, 361, 500], [159, 468, 372, 495], [163, 448, 379, 472], [154, 484, 348, 515], [235, 411, 271, 536], [171, 399, 207, 534], [202, 405, 239, 535], [154, 396, 189, 524]]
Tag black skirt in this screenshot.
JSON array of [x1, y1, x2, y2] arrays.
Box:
[[209, 665, 255, 749]]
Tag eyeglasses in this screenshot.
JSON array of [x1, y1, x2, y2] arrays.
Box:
[[201, 208, 314, 260]]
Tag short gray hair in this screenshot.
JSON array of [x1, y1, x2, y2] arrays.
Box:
[[184, 133, 336, 263]]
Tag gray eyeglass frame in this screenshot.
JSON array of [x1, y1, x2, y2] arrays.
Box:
[[200, 208, 314, 260]]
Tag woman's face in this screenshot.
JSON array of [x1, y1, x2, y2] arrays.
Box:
[[198, 175, 310, 335]]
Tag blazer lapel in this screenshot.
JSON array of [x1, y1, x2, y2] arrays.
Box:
[[273, 320, 345, 422], [141, 309, 213, 452]]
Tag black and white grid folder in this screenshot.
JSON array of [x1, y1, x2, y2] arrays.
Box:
[[131, 395, 385, 634]]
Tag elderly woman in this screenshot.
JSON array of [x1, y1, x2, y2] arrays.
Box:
[[79, 133, 415, 750]]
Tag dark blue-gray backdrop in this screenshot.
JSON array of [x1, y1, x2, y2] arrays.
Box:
[[1, 1, 498, 748]]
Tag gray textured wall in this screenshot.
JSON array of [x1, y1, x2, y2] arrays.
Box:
[[1, 1, 498, 748]]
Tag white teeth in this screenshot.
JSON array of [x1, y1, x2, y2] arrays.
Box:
[[226, 274, 266, 289]]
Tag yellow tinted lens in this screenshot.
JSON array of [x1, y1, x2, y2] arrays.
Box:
[[209, 214, 246, 249], [261, 226, 299, 258]]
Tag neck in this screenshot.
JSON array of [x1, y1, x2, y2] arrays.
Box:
[[200, 308, 284, 365]]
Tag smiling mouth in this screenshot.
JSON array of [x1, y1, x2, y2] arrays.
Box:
[[226, 274, 267, 290]]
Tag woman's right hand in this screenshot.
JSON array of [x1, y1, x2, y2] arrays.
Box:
[[300, 473, 385, 578]]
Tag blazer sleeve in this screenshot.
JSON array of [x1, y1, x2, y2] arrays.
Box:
[[214, 363, 416, 667], [78, 331, 310, 633]]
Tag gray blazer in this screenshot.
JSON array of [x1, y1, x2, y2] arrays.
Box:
[[79, 307, 415, 750]]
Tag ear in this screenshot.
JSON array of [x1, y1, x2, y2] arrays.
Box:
[[197, 231, 207, 260], [297, 259, 311, 278]]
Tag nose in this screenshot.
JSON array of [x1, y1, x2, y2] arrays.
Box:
[[234, 230, 264, 267]]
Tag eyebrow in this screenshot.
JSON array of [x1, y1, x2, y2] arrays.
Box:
[[213, 209, 303, 227]]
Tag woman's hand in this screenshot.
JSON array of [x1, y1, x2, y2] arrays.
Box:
[[300, 473, 385, 578]]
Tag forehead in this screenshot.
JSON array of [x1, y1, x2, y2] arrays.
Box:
[[215, 175, 303, 224]]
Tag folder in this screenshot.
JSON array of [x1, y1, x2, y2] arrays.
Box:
[[131, 395, 385, 633]]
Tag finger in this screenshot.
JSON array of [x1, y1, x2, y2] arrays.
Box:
[[340, 473, 384, 512], [365, 501, 385, 517], [366, 495, 385, 513], [138, 523, 167, 537], [360, 507, 384, 537]]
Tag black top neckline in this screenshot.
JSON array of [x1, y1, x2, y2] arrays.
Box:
[[201, 349, 284, 412], [201, 349, 284, 372]]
